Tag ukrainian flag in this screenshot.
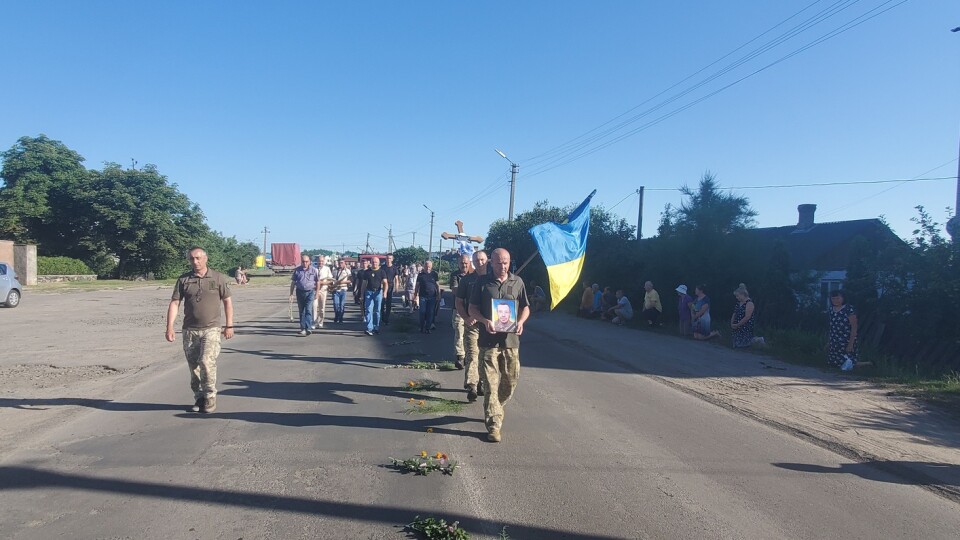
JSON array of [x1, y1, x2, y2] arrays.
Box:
[[528, 190, 595, 309]]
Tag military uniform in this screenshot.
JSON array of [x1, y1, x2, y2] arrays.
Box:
[[171, 269, 232, 403], [455, 271, 486, 394], [469, 271, 530, 439], [449, 269, 467, 361]]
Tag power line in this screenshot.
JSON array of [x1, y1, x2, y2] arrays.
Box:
[[642, 175, 953, 192], [522, 0, 907, 180], [820, 158, 959, 218], [521, 0, 844, 168]]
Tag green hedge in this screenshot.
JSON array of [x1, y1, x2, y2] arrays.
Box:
[[38, 256, 94, 276]]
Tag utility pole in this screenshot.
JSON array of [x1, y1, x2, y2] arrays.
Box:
[[496, 149, 519, 221], [636, 187, 645, 240], [365, 233, 371, 254], [412, 232, 416, 248], [261, 226, 270, 256], [947, 26, 960, 241], [385, 225, 395, 253], [423, 204, 435, 260]]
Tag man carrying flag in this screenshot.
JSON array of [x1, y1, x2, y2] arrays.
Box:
[[527, 190, 595, 310]]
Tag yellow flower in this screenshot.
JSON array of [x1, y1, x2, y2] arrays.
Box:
[[420, 450, 428, 458], [408, 381, 416, 387], [418, 400, 425, 406], [408, 398, 414, 402], [435, 452, 443, 459], [426, 428, 434, 433]]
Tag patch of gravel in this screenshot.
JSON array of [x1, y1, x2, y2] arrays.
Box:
[[0, 364, 125, 389]]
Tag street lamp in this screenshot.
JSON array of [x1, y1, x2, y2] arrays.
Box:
[[423, 204, 435, 260], [495, 148, 519, 221]]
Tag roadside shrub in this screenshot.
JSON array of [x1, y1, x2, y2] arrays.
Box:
[[37, 256, 94, 275]]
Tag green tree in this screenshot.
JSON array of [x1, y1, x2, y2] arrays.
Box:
[[658, 171, 757, 237], [88, 163, 208, 278], [0, 135, 90, 249], [393, 246, 428, 266]]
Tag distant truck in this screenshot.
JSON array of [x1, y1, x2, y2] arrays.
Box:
[[269, 243, 301, 274]]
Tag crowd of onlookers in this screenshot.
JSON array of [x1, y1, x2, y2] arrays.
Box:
[[575, 280, 767, 350]]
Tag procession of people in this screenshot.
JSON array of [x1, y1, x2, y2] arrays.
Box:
[[166, 245, 532, 443]]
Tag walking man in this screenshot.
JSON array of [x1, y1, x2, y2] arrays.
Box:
[[289, 254, 319, 336], [360, 256, 389, 335], [469, 248, 530, 442], [331, 258, 352, 323], [313, 255, 334, 328], [450, 253, 473, 369], [381, 253, 400, 325], [166, 246, 234, 414], [457, 250, 488, 401], [414, 259, 440, 334]]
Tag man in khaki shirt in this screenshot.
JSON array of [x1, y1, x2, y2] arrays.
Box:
[[166, 247, 234, 414]]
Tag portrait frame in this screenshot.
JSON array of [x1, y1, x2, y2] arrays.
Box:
[[491, 298, 518, 333]]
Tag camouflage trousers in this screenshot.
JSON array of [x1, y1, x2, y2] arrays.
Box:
[[480, 345, 520, 432], [463, 324, 487, 390], [452, 312, 466, 357], [183, 327, 222, 399]]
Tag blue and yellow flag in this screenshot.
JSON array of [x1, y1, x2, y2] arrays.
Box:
[[528, 190, 595, 309]]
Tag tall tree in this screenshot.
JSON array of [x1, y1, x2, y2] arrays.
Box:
[[0, 135, 89, 248], [658, 171, 757, 236], [88, 163, 208, 278]]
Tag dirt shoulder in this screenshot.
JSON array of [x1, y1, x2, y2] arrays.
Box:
[[528, 310, 960, 502], [0, 283, 289, 454]]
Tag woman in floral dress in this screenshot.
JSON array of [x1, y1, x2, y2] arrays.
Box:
[[827, 289, 858, 369], [730, 284, 762, 348]]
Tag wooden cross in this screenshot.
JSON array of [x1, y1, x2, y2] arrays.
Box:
[[441, 220, 483, 244]]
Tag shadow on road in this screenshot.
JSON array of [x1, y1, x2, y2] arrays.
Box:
[[177, 410, 484, 438], [219, 379, 466, 404], [0, 398, 186, 412], [773, 460, 960, 487], [0, 466, 620, 539]]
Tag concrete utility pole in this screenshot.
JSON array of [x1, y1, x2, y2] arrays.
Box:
[[365, 233, 371, 254], [261, 226, 270, 256], [423, 205, 435, 259], [496, 149, 519, 221], [636, 187, 645, 240], [412, 232, 416, 248], [947, 26, 960, 241]]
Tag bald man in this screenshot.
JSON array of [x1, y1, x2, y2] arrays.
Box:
[[468, 248, 530, 443]]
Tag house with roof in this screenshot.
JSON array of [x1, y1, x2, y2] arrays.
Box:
[[743, 204, 904, 301]]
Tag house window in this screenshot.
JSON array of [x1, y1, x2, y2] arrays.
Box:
[[821, 280, 843, 308]]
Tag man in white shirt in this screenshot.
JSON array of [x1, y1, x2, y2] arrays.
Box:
[[313, 255, 334, 329]]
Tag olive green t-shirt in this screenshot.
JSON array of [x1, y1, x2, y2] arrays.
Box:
[[172, 269, 231, 330]]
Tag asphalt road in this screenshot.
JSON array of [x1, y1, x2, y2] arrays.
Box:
[[2, 285, 959, 539]]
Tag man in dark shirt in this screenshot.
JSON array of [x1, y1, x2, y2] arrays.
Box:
[[468, 248, 530, 443], [360, 257, 388, 335], [166, 246, 234, 414], [413, 259, 440, 334], [449, 253, 472, 369], [381, 254, 400, 325], [456, 250, 488, 401]]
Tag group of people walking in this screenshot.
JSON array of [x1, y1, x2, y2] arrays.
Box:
[[164, 243, 858, 435]]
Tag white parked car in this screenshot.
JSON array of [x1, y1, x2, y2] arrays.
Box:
[[0, 262, 22, 308]]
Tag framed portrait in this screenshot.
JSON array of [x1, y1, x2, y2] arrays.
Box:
[[491, 298, 517, 333]]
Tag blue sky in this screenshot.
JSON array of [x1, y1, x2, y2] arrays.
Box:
[[2, 1, 957, 254]]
